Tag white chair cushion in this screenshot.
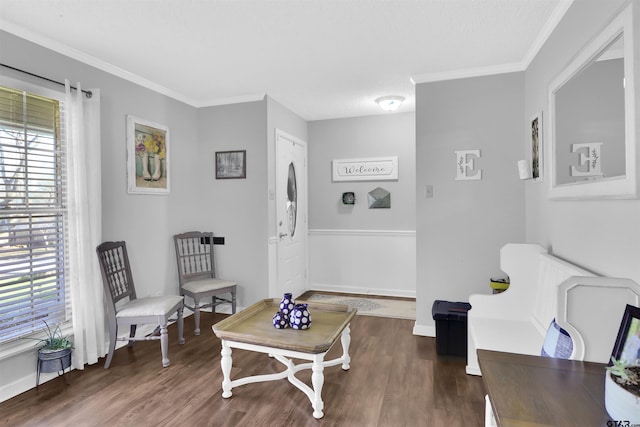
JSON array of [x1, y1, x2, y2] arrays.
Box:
[[182, 278, 236, 294], [116, 295, 183, 318]]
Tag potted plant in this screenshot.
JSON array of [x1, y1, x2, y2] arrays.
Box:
[[605, 357, 640, 423], [26, 321, 73, 385]]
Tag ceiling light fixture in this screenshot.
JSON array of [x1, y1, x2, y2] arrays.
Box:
[[375, 96, 405, 112]]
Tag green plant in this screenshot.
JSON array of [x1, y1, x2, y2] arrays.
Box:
[[25, 320, 73, 351], [607, 357, 640, 397]]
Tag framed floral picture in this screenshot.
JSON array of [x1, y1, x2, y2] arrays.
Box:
[[127, 115, 170, 195]]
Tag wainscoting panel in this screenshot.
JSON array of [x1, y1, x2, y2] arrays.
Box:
[[309, 229, 416, 298]]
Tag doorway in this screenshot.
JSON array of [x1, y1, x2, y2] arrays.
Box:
[[275, 129, 308, 298]]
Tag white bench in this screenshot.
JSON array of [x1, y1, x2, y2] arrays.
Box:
[[466, 243, 640, 376]]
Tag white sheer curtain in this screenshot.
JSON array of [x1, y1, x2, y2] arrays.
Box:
[[65, 81, 106, 368]]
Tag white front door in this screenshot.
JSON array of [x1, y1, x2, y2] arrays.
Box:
[[275, 129, 308, 298]]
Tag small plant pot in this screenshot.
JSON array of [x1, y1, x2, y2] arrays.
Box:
[[605, 371, 640, 424], [38, 348, 72, 373]]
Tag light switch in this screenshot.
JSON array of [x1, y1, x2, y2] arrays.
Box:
[[424, 185, 433, 198]]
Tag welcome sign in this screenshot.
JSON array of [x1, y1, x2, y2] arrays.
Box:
[[332, 157, 398, 181]]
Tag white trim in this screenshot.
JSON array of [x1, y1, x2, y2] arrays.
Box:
[[411, 1, 574, 85], [410, 62, 524, 85], [520, 0, 574, 69], [0, 19, 197, 106], [0, 75, 65, 99], [197, 93, 266, 108], [1, 1, 574, 108], [1, 367, 77, 403], [309, 282, 415, 299], [308, 229, 416, 297], [309, 229, 415, 237], [0, 19, 265, 109], [412, 323, 435, 337], [466, 366, 482, 376]]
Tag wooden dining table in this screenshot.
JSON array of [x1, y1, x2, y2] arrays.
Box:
[[478, 349, 612, 427]]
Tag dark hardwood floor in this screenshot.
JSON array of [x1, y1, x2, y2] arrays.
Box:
[[0, 312, 485, 427]]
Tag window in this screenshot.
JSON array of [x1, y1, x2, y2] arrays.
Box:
[[0, 85, 70, 344]]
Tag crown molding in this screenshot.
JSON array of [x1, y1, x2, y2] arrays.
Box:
[[0, 19, 199, 106], [411, 0, 575, 85], [520, 0, 574, 68], [196, 93, 266, 108], [2, 0, 576, 108], [410, 62, 524, 85], [2, 20, 268, 110]]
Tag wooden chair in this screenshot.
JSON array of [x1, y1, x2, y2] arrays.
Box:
[[96, 241, 185, 369], [173, 231, 237, 335]]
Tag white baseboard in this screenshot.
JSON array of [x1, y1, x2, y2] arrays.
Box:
[[466, 365, 482, 376], [310, 283, 416, 299], [412, 323, 435, 337], [0, 364, 75, 403]]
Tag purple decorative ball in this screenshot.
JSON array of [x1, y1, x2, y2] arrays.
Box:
[[272, 311, 289, 329], [280, 293, 294, 318], [289, 303, 312, 330]]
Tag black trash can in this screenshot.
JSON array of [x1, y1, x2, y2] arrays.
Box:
[[432, 300, 472, 357]]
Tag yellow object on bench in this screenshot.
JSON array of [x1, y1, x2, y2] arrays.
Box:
[[490, 277, 510, 293]]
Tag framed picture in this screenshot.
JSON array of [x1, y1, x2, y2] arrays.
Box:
[[531, 111, 543, 181], [126, 115, 170, 195], [216, 150, 246, 179], [610, 304, 640, 365]]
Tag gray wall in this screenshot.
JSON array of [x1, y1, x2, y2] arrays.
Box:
[[308, 113, 415, 230], [307, 113, 416, 297], [4, 0, 640, 400], [415, 73, 526, 331], [0, 30, 305, 400], [1, 31, 202, 299], [524, 0, 640, 283], [196, 100, 269, 307], [0, 29, 206, 397]]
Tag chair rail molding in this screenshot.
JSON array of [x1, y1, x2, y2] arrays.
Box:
[[308, 228, 416, 298]]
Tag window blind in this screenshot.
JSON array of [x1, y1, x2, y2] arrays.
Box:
[[0, 85, 70, 343]]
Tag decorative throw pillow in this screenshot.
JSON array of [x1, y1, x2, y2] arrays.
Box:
[[541, 319, 573, 359]]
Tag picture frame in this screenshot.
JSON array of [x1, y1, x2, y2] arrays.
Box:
[[216, 150, 246, 179], [531, 111, 543, 181], [610, 304, 640, 365], [126, 115, 170, 195]]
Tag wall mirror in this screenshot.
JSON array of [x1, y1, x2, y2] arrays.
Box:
[[548, 4, 636, 199]]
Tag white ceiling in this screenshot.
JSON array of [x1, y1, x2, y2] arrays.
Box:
[[0, 0, 572, 121]]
